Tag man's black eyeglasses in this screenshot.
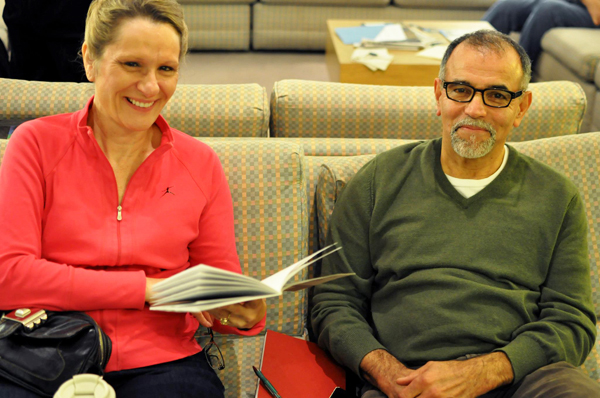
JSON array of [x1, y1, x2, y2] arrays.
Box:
[[442, 81, 523, 108], [200, 328, 225, 370]]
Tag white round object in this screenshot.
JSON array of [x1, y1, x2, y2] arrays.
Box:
[[53, 374, 116, 398]]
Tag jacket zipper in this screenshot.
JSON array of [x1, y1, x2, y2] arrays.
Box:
[[116, 205, 122, 265]]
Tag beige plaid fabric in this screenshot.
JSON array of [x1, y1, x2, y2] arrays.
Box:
[[0, 139, 7, 164], [164, 84, 269, 137], [0, 78, 269, 137], [205, 139, 309, 337], [314, 133, 600, 382], [286, 137, 410, 257], [270, 79, 586, 140], [252, 3, 485, 50], [181, 4, 251, 50], [194, 139, 310, 398]]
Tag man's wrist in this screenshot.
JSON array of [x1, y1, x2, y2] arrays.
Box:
[[360, 349, 409, 385], [472, 352, 514, 393]]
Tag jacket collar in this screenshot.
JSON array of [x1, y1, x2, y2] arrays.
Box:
[[75, 95, 174, 155]]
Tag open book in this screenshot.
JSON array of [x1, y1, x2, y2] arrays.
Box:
[[149, 244, 352, 313]]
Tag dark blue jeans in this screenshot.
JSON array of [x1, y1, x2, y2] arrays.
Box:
[[0, 352, 224, 397], [483, 0, 598, 66]]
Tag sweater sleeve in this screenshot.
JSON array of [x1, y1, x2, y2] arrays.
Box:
[[311, 158, 386, 377], [497, 191, 597, 383], [0, 124, 146, 312], [186, 147, 265, 336]]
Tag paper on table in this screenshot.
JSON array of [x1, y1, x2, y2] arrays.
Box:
[[373, 24, 407, 42], [335, 25, 385, 45], [439, 29, 475, 42], [351, 48, 394, 71], [415, 45, 448, 60]]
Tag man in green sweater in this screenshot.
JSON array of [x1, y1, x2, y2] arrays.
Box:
[[311, 30, 599, 397]]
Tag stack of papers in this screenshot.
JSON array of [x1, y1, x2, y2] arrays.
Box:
[[350, 49, 394, 71], [336, 23, 443, 51]]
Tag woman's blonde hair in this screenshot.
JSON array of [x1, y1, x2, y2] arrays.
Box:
[[84, 0, 188, 62]]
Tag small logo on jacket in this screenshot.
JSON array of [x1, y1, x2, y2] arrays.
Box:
[[162, 186, 175, 197]]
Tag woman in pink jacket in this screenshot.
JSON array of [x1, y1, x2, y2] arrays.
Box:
[[0, 0, 266, 396]]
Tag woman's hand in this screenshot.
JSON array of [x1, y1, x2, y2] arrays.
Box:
[[208, 298, 267, 330], [146, 277, 266, 330], [145, 277, 162, 303]]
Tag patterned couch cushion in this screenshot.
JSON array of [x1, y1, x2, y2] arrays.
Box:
[[0, 78, 269, 137], [314, 133, 600, 382], [293, 137, 410, 257], [203, 139, 309, 338], [270, 79, 586, 140]]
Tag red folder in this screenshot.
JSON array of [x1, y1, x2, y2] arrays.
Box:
[[255, 329, 346, 398]]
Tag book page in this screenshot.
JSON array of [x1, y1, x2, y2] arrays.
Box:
[[260, 245, 342, 292]]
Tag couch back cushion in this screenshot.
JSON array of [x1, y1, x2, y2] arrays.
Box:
[[314, 133, 600, 381], [0, 78, 269, 137], [270, 79, 586, 140]]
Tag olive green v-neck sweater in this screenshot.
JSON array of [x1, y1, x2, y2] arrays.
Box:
[[311, 138, 596, 384]]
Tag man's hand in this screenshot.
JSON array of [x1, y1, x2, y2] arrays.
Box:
[[395, 352, 514, 398], [360, 350, 414, 398], [583, 0, 600, 25]]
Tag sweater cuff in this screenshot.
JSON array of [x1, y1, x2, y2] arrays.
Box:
[[337, 329, 387, 378], [496, 335, 548, 383]]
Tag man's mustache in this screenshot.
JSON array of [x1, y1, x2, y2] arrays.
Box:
[[452, 118, 496, 137]]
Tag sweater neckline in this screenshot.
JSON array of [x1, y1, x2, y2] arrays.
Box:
[[433, 138, 517, 208]]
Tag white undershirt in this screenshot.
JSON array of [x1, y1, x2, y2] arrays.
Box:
[[445, 146, 509, 199]]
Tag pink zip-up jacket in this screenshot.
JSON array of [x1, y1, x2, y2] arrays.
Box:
[[0, 97, 265, 372]]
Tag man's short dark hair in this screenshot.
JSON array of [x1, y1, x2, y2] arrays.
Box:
[[438, 30, 532, 90]]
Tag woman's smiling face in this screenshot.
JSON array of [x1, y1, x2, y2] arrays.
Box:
[[83, 17, 180, 135]]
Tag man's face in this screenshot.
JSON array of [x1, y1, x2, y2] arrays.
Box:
[[434, 43, 532, 160]]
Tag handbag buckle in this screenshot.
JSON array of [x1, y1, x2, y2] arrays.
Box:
[[1, 308, 47, 330]]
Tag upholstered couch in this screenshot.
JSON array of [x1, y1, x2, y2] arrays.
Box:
[[0, 78, 270, 138], [535, 28, 600, 133], [0, 76, 597, 397], [170, 0, 497, 51]]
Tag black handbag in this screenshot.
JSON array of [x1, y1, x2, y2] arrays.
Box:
[[0, 308, 112, 397]]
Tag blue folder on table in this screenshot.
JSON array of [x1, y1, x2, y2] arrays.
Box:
[[334, 25, 386, 45]]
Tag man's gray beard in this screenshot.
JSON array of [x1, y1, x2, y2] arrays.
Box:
[[450, 118, 497, 159]]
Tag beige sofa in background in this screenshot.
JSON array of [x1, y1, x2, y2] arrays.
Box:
[[535, 28, 600, 133], [174, 0, 497, 51]]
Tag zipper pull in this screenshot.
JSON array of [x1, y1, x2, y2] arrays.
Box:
[[117, 205, 122, 221]]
